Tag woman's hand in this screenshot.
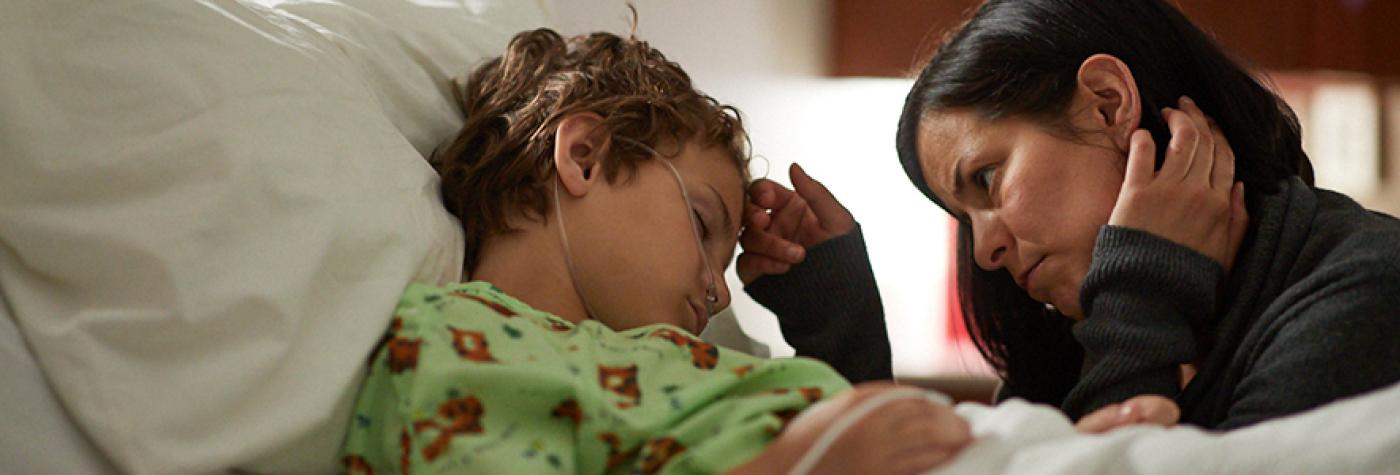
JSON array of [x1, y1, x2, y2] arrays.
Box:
[[730, 382, 971, 475], [737, 163, 856, 285], [1074, 394, 1180, 434], [1109, 96, 1249, 273]]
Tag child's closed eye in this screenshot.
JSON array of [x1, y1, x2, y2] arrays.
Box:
[[693, 209, 710, 239]]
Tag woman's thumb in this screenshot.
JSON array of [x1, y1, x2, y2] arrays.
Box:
[[790, 163, 854, 232]]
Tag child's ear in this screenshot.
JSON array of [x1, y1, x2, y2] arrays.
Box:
[[553, 112, 609, 197]]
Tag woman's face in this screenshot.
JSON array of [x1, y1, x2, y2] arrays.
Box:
[[917, 110, 1128, 318]]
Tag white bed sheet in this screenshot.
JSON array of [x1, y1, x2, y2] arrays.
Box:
[[935, 382, 1400, 474], [0, 293, 116, 474]]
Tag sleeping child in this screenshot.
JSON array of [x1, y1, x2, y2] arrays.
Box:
[[338, 27, 971, 474]]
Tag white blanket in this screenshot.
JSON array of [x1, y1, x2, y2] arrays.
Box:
[[935, 382, 1400, 474]]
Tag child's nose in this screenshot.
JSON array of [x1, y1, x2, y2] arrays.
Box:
[[699, 265, 730, 313], [712, 278, 731, 313]]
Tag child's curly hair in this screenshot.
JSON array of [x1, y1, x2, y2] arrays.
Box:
[[433, 27, 751, 271]]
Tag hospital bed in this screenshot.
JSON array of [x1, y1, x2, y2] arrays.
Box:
[[1, 1, 1396, 473]]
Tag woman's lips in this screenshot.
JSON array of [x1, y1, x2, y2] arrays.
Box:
[[1020, 257, 1045, 293]]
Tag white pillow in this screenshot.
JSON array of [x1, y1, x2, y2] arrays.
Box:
[[0, 0, 545, 473]]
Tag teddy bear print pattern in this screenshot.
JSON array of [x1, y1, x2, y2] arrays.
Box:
[[340, 282, 851, 474]]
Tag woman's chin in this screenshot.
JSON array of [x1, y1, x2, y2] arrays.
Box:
[[1056, 301, 1084, 320]]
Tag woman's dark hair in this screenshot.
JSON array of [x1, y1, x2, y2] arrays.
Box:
[[895, 0, 1314, 405]]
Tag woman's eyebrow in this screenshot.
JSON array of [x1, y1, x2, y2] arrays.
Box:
[[952, 155, 968, 197], [705, 183, 733, 233]]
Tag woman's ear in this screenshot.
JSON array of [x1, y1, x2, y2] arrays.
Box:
[[553, 112, 610, 197], [1074, 54, 1141, 151]]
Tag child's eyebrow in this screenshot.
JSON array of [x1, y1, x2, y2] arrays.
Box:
[[704, 183, 733, 233]]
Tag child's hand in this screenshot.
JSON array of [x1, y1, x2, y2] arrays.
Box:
[[737, 163, 856, 285], [731, 383, 971, 475], [1073, 394, 1180, 434]]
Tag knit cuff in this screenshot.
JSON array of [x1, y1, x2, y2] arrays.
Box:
[[743, 225, 892, 382], [745, 225, 882, 335], [1079, 225, 1223, 328]]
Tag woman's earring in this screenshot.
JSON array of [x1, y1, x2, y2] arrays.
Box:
[[1044, 303, 1058, 313]]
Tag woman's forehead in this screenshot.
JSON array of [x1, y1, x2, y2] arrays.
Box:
[[917, 111, 993, 197]]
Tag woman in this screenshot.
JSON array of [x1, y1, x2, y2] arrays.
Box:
[[741, 0, 1400, 431]]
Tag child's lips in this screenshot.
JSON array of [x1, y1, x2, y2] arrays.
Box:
[[689, 300, 709, 334]]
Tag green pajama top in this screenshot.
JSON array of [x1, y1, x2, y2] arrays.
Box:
[[340, 282, 852, 474]]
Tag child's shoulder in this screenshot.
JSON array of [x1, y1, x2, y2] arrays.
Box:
[[397, 281, 574, 329]]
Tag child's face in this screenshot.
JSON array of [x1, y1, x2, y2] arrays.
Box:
[[563, 141, 744, 334]]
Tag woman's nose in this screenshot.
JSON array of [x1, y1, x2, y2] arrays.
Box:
[[971, 211, 1012, 271]]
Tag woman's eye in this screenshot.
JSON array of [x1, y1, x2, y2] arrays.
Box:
[[693, 209, 710, 239], [973, 167, 997, 190]]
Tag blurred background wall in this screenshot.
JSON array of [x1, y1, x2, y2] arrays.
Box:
[[544, 0, 1400, 378]]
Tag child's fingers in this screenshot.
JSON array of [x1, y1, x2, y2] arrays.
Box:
[[743, 202, 771, 231], [747, 178, 796, 211], [890, 405, 971, 472], [892, 450, 960, 475], [739, 225, 805, 264], [795, 207, 824, 244], [770, 192, 809, 240], [790, 163, 856, 235], [736, 253, 791, 285]]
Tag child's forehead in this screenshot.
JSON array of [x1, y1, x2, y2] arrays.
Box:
[[669, 143, 747, 191]]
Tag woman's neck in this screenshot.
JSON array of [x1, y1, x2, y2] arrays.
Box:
[[468, 223, 591, 325]]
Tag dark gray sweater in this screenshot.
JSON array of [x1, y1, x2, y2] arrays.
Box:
[[746, 225, 894, 383], [749, 177, 1400, 430], [1068, 177, 1400, 428]]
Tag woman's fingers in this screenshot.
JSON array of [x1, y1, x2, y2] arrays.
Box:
[[1074, 403, 1128, 434], [1128, 395, 1181, 426], [1112, 100, 1241, 270], [1160, 106, 1200, 181], [1075, 395, 1181, 434], [1223, 182, 1249, 274], [1177, 97, 1215, 183], [1124, 129, 1157, 188], [1209, 119, 1237, 191]]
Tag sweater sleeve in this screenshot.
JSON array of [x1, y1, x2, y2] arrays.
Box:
[[1219, 257, 1400, 430], [743, 225, 893, 383], [1061, 225, 1222, 420]]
